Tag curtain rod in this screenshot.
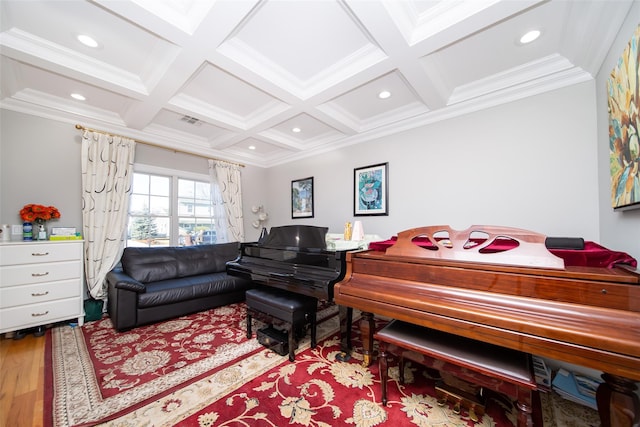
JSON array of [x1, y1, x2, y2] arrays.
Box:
[[75, 124, 245, 167]]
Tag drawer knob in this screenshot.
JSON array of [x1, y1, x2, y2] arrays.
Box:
[[31, 252, 50, 256], [31, 311, 49, 317], [31, 291, 49, 297], [32, 272, 49, 277]]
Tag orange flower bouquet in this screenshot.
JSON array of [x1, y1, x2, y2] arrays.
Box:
[[19, 204, 61, 222]]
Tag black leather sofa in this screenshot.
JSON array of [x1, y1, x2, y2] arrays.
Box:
[[106, 242, 254, 331]]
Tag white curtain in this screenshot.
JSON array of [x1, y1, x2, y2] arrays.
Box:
[[209, 159, 244, 242], [81, 131, 135, 299]]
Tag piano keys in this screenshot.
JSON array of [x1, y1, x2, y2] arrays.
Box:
[[334, 225, 640, 427]]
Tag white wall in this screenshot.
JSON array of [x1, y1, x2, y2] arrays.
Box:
[[266, 82, 603, 246], [596, 4, 640, 261], [0, 110, 269, 242], [0, 110, 83, 234]]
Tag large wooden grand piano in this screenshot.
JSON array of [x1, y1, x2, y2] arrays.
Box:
[[334, 225, 640, 427]]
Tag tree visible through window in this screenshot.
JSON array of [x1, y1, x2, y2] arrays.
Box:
[[127, 171, 217, 247]]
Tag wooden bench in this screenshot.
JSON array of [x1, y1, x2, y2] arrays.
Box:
[[375, 320, 538, 426]]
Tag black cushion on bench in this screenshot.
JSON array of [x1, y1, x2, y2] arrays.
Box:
[[246, 288, 317, 323], [245, 287, 319, 362]]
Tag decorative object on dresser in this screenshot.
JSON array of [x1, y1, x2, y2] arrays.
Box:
[[18, 203, 61, 241], [0, 240, 84, 339], [49, 227, 82, 240], [22, 221, 33, 241], [0, 224, 10, 242]]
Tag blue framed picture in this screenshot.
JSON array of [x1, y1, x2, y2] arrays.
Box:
[[354, 162, 388, 216]]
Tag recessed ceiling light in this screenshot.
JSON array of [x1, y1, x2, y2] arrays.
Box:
[[77, 34, 99, 48], [519, 30, 541, 44], [378, 90, 391, 99], [70, 93, 86, 101], [248, 145, 256, 150], [292, 127, 301, 133]]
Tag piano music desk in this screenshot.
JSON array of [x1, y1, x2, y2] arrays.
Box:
[[375, 320, 538, 427]]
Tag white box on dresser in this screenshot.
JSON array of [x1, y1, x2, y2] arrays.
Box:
[[0, 240, 84, 333]]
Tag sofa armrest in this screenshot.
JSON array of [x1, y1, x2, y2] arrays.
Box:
[[116, 280, 146, 292], [107, 268, 146, 293], [106, 267, 142, 331]]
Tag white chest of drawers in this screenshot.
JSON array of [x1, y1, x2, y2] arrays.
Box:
[[0, 240, 85, 333]]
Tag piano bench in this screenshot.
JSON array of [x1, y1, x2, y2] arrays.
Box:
[[245, 288, 318, 362], [375, 320, 538, 427]]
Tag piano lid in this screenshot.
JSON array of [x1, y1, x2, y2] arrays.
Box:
[[260, 225, 328, 251]]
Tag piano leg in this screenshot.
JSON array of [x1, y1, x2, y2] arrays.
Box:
[[336, 305, 353, 361], [379, 344, 389, 406], [515, 387, 534, 427], [246, 311, 252, 339], [360, 311, 375, 367], [596, 373, 640, 427], [335, 308, 375, 366]]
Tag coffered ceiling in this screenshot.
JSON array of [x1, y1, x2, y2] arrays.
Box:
[[0, 0, 633, 167]]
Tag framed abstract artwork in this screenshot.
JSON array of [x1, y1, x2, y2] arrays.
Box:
[[354, 162, 388, 216], [608, 24, 640, 210], [291, 177, 314, 218]]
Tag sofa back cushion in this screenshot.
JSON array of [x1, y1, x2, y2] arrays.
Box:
[[176, 242, 240, 277], [121, 242, 240, 283]]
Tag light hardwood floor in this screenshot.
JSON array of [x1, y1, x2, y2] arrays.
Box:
[[0, 333, 45, 427]]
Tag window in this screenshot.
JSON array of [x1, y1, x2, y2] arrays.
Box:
[[177, 178, 216, 246], [127, 166, 217, 247]]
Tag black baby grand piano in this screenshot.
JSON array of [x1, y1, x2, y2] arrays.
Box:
[[226, 225, 348, 302]]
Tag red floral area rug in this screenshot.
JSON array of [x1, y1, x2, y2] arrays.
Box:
[[96, 319, 520, 427], [44, 301, 338, 426], [174, 336, 519, 427], [45, 299, 597, 427]]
